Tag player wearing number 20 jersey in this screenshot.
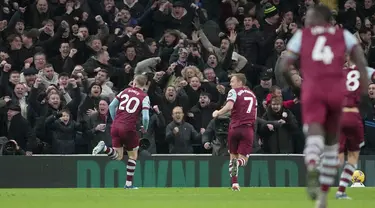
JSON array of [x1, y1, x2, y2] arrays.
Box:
[[111, 87, 150, 150], [92, 74, 151, 189]]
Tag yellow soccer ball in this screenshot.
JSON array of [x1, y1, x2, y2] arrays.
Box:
[[352, 170, 365, 183]]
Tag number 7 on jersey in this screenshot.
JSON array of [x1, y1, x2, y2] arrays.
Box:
[[244, 97, 254, 113]]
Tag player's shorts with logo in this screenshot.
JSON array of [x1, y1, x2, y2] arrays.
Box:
[[339, 112, 364, 153], [111, 125, 139, 151], [228, 124, 254, 156]]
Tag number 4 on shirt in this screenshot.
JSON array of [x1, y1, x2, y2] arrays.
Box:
[[312, 36, 334, 65]]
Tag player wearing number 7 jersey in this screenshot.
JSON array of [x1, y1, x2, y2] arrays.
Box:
[[212, 73, 257, 191], [92, 74, 151, 190], [277, 5, 369, 208]]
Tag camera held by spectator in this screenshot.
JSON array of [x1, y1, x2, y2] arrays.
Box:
[[202, 113, 230, 156], [0, 137, 26, 155]]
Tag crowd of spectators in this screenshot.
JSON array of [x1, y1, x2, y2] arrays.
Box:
[[0, 0, 375, 156]]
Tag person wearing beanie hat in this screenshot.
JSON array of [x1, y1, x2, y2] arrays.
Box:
[[261, 3, 280, 35], [264, 3, 279, 19], [171, 1, 187, 20], [7, 104, 21, 112]]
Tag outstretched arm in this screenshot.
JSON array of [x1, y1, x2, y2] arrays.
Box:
[[214, 89, 236, 117], [277, 30, 302, 96], [141, 96, 151, 131], [109, 98, 119, 120]]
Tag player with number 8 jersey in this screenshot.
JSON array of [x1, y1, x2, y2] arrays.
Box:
[[335, 61, 366, 199], [340, 64, 364, 154], [212, 73, 257, 191]]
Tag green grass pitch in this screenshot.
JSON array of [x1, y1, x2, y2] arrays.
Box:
[[0, 188, 374, 208]]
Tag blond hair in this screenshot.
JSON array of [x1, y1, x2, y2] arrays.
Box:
[[181, 66, 204, 81], [231, 73, 247, 85], [134, 74, 148, 87]]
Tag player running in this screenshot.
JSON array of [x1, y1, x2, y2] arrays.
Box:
[[336, 57, 367, 199], [277, 5, 368, 207], [212, 73, 257, 191], [92, 74, 150, 189]]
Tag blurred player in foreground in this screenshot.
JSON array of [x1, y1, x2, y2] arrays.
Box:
[[92, 75, 150, 189], [336, 56, 368, 199], [277, 5, 368, 208], [212, 73, 257, 191]]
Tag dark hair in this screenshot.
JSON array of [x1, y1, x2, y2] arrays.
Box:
[[6, 34, 21, 43], [270, 85, 281, 93], [165, 85, 176, 92], [243, 15, 253, 20], [59, 72, 69, 78], [313, 5, 332, 22], [24, 29, 40, 41], [90, 36, 101, 44], [359, 27, 371, 34], [145, 38, 155, 46], [125, 44, 136, 51], [34, 52, 46, 59], [89, 82, 102, 93], [60, 42, 70, 47], [98, 69, 109, 75], [95, 49, 107, 57], [9, 70, 20, 75], [100, 97, 110, 105], [60, 108, 71, 115], [42, 19, 54, 26], [173, 106, 183, 112], [200, 92, 212, 99], [44, 63, 53, 69]]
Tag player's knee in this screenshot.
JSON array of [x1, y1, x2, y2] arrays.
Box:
[[116, 154, 123, 161], [127, 150, 138, 161], [128, 155, 137, 161], [230, 154, 238, 160], [347, 151, 360, 164]]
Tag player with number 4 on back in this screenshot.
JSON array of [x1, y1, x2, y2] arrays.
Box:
[[212, 73, 257, 191], [92, 74, 150, 189], [277, 5, 368, 208]]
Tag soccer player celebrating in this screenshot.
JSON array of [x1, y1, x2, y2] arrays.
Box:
[[278, 5, 368, 207], [336, 56, 367, 199], [212, 73, 257, 191], [92, 74, 151, 189]]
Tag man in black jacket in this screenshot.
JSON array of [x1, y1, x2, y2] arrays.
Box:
[[0, 104, 36, 155]]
